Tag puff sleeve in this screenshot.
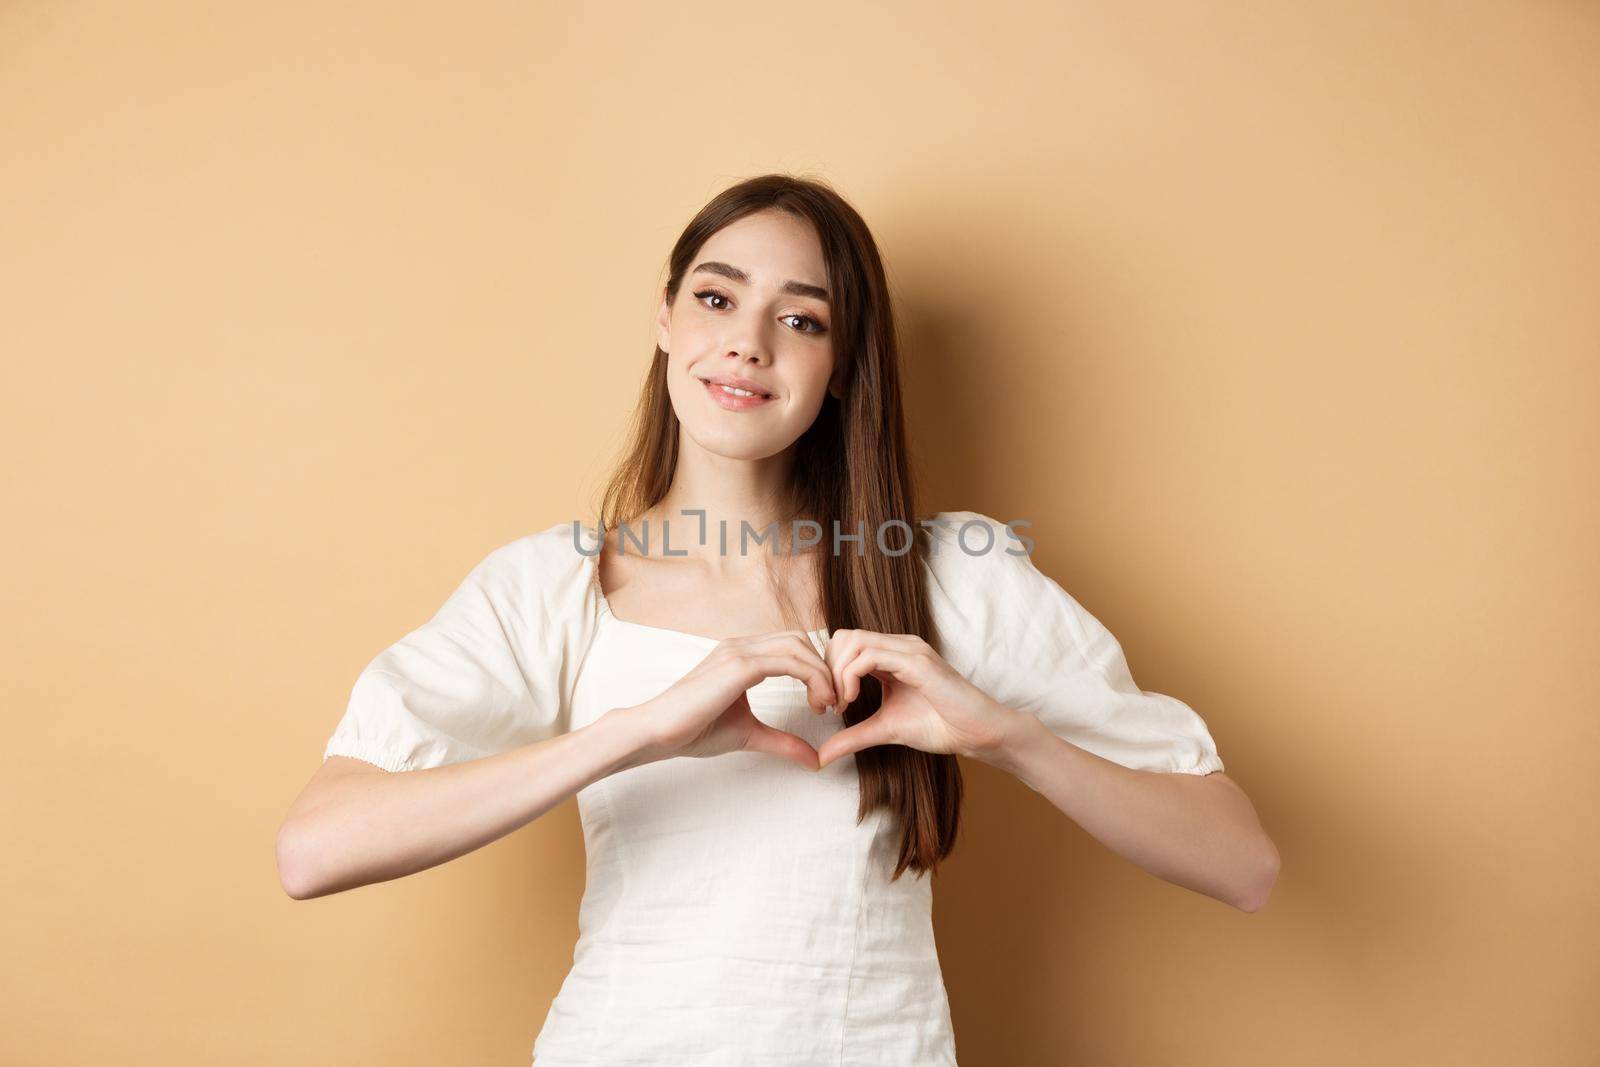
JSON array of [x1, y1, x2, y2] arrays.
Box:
[[923, 511, 1224, 775], [322, 523, 598, 772]]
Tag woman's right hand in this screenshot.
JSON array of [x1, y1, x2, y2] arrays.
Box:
[[623, 631, 839, 770]]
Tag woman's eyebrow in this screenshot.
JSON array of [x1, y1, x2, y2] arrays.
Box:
[[691, 260, 830, 303]]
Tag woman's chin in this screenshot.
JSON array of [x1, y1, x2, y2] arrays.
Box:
[[679, 426, 797, 463]]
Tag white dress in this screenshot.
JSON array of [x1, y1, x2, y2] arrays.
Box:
[[322, 510, 1225, 1066]]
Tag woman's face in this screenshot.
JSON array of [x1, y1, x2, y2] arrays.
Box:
[[658, 209, 844, 462]]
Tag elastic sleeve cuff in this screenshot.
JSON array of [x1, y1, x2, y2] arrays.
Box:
[[1171, 754, 1226, 775], [322, 741, 412, 773]]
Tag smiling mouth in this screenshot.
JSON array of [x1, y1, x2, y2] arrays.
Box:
[[700, 378, 778, 408], [704, 381, 773, 398]]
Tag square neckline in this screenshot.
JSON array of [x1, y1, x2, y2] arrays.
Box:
[[581, 526, 831, 646]]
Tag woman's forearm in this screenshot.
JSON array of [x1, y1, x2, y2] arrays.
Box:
[[278, 708, 659, 900], [974, 711, 1280, 911]]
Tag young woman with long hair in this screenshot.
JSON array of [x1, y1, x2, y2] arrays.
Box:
[[279, 173, 1279, 1065]]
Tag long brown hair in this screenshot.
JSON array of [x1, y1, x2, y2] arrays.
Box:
[[595, 173, 962, 879]]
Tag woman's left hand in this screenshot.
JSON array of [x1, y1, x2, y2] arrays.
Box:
[[814, 629, 1030, 770]]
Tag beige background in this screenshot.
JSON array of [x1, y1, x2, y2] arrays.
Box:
[[4, 2, 1596, 1063]]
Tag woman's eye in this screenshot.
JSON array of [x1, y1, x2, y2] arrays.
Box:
[[782, 313, 827, 335], [692, 289, 827, 335]]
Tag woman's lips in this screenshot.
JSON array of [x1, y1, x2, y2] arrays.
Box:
[[702, 378, 777, 411]]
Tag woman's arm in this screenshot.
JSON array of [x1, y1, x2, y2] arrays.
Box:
[[280, 629, 839, 900], [276, 708, 656, 900], [974, 711, 1280, 912]]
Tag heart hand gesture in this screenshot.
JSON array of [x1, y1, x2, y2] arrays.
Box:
[[628, 630, 837, 771], [813, 629, 1026, 770]]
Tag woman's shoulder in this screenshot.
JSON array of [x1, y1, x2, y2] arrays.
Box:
[[466, 518, 602, 618], [914, 509, 1039, 632], [916, 509, 1036, 580]]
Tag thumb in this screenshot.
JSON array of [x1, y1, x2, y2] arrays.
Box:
[[743, 721, 821, 771], [816, 713, 897, 770]]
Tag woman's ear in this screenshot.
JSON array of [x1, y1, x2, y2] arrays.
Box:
[[655, 288, 672, 353]]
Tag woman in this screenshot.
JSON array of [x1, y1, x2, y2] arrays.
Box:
[[279, 174, 1280, 1065]]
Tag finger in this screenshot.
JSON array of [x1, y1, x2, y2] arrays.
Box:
[[740, 632, 846, 713], [725, 630, 829, 669], [823, 631, 917, 711], [777, 633, 838, 710], [744, 720, 821, 771], [747, 629, 831, 666], [791, 633, 840, 715], [816, 712, 898, 770], [822, 629, 861, 713], [832, 641, 923, 714], [744, 651, 838, 713]]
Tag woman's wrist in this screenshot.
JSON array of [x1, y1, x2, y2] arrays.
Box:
[[965, 704, 1051, 774], [594, 703, 672, 772]]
